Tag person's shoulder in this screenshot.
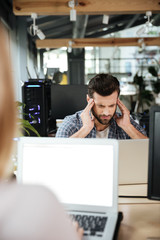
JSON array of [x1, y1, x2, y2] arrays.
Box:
[[64, 110, 83, 121], [56, 110, 83, 137], [61, 110, 83, 127], [0, 182, 59, 207], [129, 114, 147, 136], [20, 184, 59, 205], [0, 182, 79, 240], [0, 182, 66, 227]]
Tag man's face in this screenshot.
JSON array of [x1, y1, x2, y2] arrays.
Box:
[[88, 91, 118, 126]]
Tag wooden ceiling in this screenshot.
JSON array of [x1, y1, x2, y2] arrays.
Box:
[[12, 0, 160, 49], [36, 37, 160, 49], [13, 0, 160, 15]]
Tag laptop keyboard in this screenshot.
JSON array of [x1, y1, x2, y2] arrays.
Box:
[[71, 214, 107, 237]]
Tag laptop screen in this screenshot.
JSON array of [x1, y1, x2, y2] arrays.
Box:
[[17, 138, 118, 209]]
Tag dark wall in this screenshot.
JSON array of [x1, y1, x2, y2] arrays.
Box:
[[67, 49, 85, 85]]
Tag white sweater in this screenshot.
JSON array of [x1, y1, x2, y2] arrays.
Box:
[[0, 182, 79, 240]]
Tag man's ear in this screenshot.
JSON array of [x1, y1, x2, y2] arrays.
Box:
[[86, 94, 90, 103]]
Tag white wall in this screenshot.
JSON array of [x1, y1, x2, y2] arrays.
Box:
[[9, 28, 22, 102], [27, 49, 38, 79], [8, 17, 37, 102]]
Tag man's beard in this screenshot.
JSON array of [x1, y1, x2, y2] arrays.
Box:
[[91, 108, 116, 126]]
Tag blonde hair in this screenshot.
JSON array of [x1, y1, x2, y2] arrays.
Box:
[[0, 22, 16, 178]]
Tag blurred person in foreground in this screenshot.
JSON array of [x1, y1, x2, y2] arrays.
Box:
[[0, 22, 83, 240]]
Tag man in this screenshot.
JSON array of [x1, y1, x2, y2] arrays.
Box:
[[56, 74, 147, 139]]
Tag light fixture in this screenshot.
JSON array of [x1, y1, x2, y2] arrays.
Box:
[[30, 13, 46, 40], [138, 38, 144, 44], [102, 15, 109, 25], [138, 38, 146, 52], [36, 29, 45, 40], [67, 40, 74, 53], [102, 27, 108, 31], [136, 26, 145, 36], [146, 11, 152, 26], [136, 11, 152, 36], [68, 0, 77, 21]]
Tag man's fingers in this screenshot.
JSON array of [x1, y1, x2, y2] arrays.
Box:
[[84, 99, 94, 112], [114, 113, 123, 121], [117, 99, 125, 111], [118, 99, 127, 110], [117, 99, 130, 114]]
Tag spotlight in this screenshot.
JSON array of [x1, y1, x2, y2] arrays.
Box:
[[30, 13, 46, 40], [67, 40, 74, 53], [102, 15, 109, 25], [67, 46, 72, 53], [68, 0, 77, 21], [36, 29, 45, 40], [138, 38, 146, 52], [138, 38, 144, 44], [136, 11, 152, 36], [70, 8, 76, 21], [146, 11, 152, 25], [136, 26, 145, 36]]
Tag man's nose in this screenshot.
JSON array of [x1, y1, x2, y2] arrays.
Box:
[[103, 107, 110, 116]]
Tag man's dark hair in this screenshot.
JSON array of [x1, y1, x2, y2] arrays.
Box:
[[88, 73, 120, 98]]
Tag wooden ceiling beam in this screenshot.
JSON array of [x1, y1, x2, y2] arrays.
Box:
[[36, 37, 160, 49], [13, 0, 160, 16]]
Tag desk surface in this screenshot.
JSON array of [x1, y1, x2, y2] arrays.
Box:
[[118, 201, 160, 240], [117, 183, 160, 240]]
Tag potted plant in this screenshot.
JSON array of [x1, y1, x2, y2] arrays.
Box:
[[133, 73, 154, 113], [16, 101, 40, 137]]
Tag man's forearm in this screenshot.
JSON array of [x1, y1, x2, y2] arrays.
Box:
[[70, 126, 91, 138], [123, 123, 148, 139]]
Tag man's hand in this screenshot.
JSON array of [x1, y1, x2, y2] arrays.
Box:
[[114, 98, 131, 130], [70, 99, 95, 138], [80, 98, 95, 133], [115, 98, 148, 139]]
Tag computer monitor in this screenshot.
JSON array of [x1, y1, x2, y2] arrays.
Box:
[[148, 105, 160, 201], [51, 84, 88, 120]]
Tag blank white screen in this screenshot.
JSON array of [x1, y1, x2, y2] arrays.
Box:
[[21, 144, 114, 207]]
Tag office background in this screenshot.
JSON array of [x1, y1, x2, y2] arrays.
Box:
[[0, 1, 160, 239]]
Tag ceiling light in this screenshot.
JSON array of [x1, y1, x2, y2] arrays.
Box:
[[138, 38, 146, 52], [146, 11, 152, 26], [67, 40, 74, 53], [136, 26, 145, 36], [68, 0, 77, 21], [36, 29, 45, 40], [136, 11, 152, 36], [30, 13, 46, 40], [138, 38, 144, 44], [70, 8, 76, 21], [102, 27, 108, 31], [102, 15, 109, 25]]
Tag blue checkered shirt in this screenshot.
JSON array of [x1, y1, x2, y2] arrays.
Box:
[[56, 110, 147, 139]]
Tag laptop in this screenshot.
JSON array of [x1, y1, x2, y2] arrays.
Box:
[[17, 137, 119, 240]]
